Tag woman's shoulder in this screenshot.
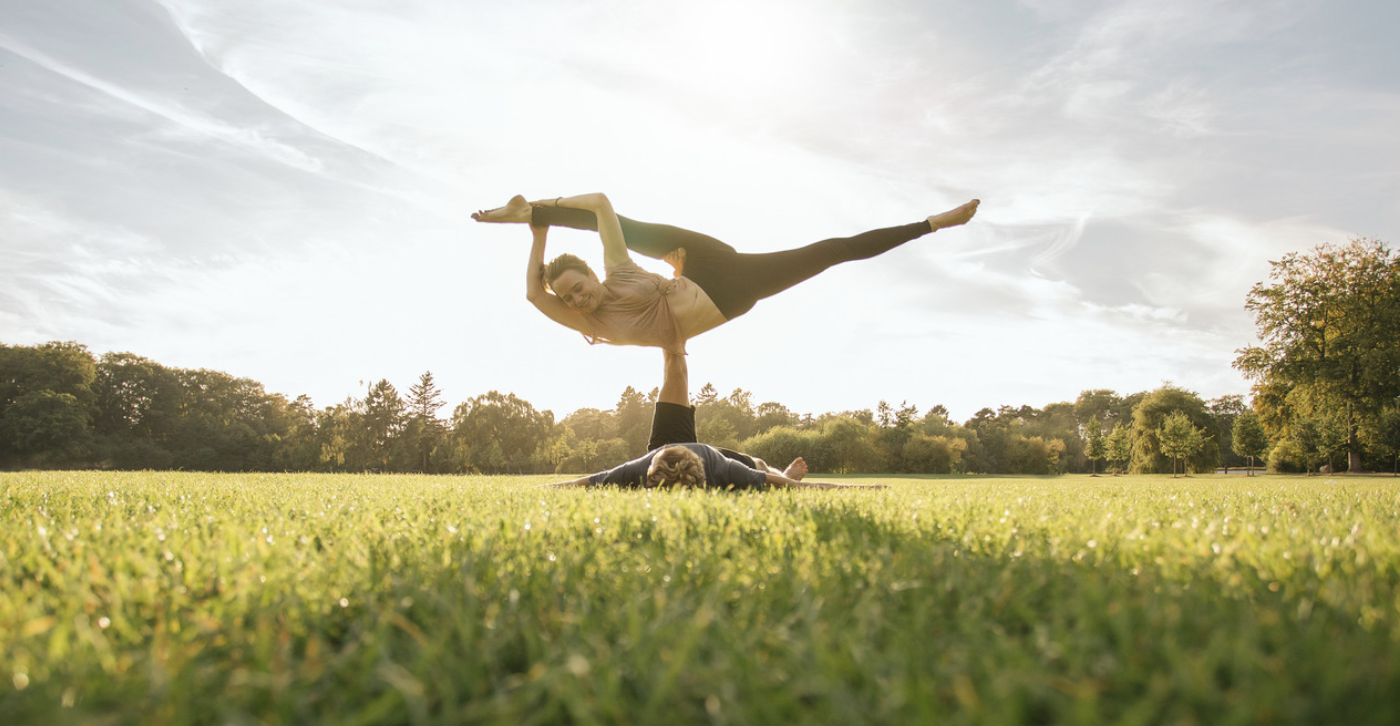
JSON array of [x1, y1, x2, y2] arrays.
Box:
[[602, 260, 670, 294], [607, 258, 670, 281], [603, 257, 645, 276]]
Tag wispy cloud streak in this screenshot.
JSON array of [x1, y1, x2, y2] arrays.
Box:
[[0, 34, 324, 174]]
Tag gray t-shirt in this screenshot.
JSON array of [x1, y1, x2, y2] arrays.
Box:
[[588, 443, 768, 490]]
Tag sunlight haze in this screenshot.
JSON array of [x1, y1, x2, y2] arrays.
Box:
[[3, 0, 1397, 422]]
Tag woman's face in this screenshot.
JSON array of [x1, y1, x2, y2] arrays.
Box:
[[550, 269, 604, 313]]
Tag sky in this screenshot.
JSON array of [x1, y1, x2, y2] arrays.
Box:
[[2, 0, 1398, 424]]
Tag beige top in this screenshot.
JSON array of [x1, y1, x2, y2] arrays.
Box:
[[579, 260, 726, 354]]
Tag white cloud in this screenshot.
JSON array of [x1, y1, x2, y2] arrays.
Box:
[[0, 33, 327, 175], [2, 0, 1396, 423], [0, 190, 176, 338]]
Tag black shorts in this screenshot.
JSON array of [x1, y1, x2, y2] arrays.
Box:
[[649, 402, 698, 451], [649, 402, 756, 469]]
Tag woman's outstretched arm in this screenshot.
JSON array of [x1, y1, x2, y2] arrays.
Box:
[[472, 193, 626, 268], [541, 193, 630, 269], [526, 225, 591, 334]]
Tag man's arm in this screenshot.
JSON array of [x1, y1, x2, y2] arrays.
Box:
[[525, 225, 591, 334], [539, 475, 593, 488], [540, 193, 630, 269], [763, 472, 886, 489]]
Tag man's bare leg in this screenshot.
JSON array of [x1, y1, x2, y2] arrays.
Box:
[[472, 195, 532, 223], [927, 199, 980, 231]]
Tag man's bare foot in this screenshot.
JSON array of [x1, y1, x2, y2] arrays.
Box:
[[783, 457, 807, 481], [927, 199, 980, 230], [472, 195, 531, 223]]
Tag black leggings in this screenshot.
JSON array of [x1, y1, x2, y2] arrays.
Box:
[[533, 207, 934, 320]]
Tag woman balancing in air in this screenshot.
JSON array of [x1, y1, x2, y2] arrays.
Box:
[[472, 193, 979, 353], [545, 349, 881, 490]]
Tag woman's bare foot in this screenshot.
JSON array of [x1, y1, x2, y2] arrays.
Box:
[[927, 199, 980, 230], [472, 195, 532, 223], [783, 457, 807, 481], [662, 247, 687, 278]]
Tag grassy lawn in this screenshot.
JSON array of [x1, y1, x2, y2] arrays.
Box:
[[3, 471, 1398, 725]]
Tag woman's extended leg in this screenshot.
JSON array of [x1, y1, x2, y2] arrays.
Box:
[[689, 199, 980, 318], [482, 196, 979, 319]]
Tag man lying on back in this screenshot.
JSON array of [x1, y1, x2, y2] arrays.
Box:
[[544, 351, 882, 490]]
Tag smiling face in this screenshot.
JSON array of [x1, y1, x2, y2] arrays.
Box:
[[549, 268, 605, 313]]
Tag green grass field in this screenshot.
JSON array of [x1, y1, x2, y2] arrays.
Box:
[[3, 471, 1398, 725]]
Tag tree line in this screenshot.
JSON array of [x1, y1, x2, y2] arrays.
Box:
[[4, 238, 1397, 476], [3, 343, 1392, 476]]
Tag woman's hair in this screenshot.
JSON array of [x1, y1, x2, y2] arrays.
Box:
[[543, 253, 596, 290], [646, 446, 706, 488]]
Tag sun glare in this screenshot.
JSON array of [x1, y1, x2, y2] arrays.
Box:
[[664, 1, 826, 101]]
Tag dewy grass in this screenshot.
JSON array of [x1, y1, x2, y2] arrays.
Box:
[[2, 471, 1398, 725]]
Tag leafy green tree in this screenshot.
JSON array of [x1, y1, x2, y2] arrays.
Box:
[[696, 388, 757, 448], [1074, 389, 1130, 431], [961, 403, 1078, 474], [697, 415, 739, 450], [557, 438, 599, 474], [560, 408, 616, 442], [1286, 407, 1348, 474], [1286, 418, 1323, 474], [1208, 395, 1247, 469], [0, 341, 98, 410], [451, 391, 554, 474], [1129, 385, 1219, 473], [539, 427, 578, 473], [1158, 411, 1205, 477], [920, 405, 953, 434], [1002, 435, 1065, 475], [901, 434, 968, 474], [1267, 438, 1305, 473], [613, 386, 652, 457], [91, 352, 182, 466], [271, 394, 319, 471], [1235, 238, 1400, 472], [168, 368, 289, 470], [0, 341, 98, 466], [0, 390, 92, 462], [1036, 402, 1083, 472], [1231, 411, 1269, 475], [874, 400, 921, 472], [1084, 416, 1106, 476], [818, 416, 886, 474], [595, 438, 632, 469], [315, 400, 358, 471], [1361, 406, 1400, 476], [920, 407, 979, 471], [1105, 422, 1132, 475], [741, 426, 820, 473], [753, 401, 800, 437], [964, 406, 1013, 473]]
